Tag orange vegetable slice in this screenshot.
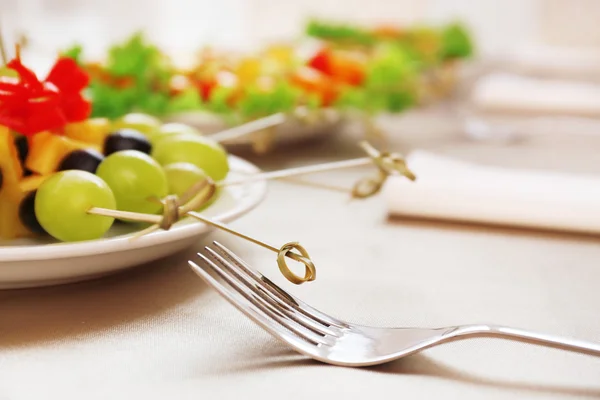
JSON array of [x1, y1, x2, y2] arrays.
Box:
[[64, 118, 112, 148], [236, 57, 262, 85], [290, 67, 339, 107], [26, 131, 100, 176], [0, 126, 24, 203], [0, 192, 22, 240], [18, 174, 50, 193]]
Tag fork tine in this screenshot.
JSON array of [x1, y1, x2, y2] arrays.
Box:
[[189, 258, 319, 351], [212, 241, 346, 329], [205, 247, 340, 338], [196, 252, 333, 346]]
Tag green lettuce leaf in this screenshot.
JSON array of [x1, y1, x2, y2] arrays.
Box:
[[440, 22, 474, 59], [61, 44, 84, 64], [334, 86, 368, 111], [89, 83, 139, 119], [335, 43, 418, 113], [305, 19, 376, 46], [77, 32, 180, 118], [167, 88, 204, 113], [236, 82, 300, 119]]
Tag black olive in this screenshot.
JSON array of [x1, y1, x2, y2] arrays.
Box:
[[19, 190, 46, 235], [58, 149, 105, 174], [13, 136, 33, 176], [14, 135, 28, 163], [103, 129, 152, 156]]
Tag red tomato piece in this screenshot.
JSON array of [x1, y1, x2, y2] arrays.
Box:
[[308, 48, 334, 75], [290, 66, 339, 107], [308, 47, 366, 86], [196, 78, 217, 101]]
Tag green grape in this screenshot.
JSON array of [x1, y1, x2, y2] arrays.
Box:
[[152, 122, 201, 145], [163, 162, 207, 198], [96, 150, 168, 214], [151, 134, 229, 181], [112, 113, 162, 139], [163, 162, 218, 211], [35, 170, 116, 242], [199, 187, 220, 210]]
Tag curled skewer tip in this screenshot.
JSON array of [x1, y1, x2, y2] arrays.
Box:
[[0, 23, 7, 66], [351, 141, 416, 198], [382, 153, 417, 181], [359, 140, 415, 178], [277, 242, 316, 285]]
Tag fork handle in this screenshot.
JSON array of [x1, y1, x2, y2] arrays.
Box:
[[456, 325, 600, 357]]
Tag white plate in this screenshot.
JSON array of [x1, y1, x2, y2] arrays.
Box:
[[0, 155, 266, 289]]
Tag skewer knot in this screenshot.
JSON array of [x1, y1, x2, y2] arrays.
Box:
[[126, 178, 217, 240], [352, 141, 416, 198], [277, 242, 316, 285], [159, 195, 181, 230]]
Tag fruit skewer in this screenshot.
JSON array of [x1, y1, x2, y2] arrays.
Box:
[[0, 44, 417, 284], [86, 140, 416, 284], [0, 45, 228, 241], [0, 48, 414, 236]]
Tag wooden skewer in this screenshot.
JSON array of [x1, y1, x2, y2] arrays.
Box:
[[88, 177, 317, 285], [86, 141, 415, 284], [210, 112, 287, 143], [218, 157, 374, 187], [88, 141, 415, 223], [0, 20, 7, 65], [276, 177, 351, 194], [208, 107, 335, 147], [219, 141, 415, 188]]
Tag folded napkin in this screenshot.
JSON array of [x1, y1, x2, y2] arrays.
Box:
[[470, 72, 600, 117], [383, 151, 600, 234], [502, 45, 600, 76]]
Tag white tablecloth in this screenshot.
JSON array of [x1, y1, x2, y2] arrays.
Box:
[[2, 112, 600, 399]]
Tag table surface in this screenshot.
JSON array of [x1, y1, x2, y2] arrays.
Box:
[[2, 109, 600, 399]]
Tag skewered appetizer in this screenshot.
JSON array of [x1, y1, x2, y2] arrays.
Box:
[[305, 19, 473, 61], [0, 52, 228, 242], [304, 19, 473, 102], [60, 19, 474, 123]]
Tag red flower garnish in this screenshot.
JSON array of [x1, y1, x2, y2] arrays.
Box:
[[0, 53, 91, 136], [46, 57, 89, 93], [6, 57, 45, 92], [46, 57, 91, 122]]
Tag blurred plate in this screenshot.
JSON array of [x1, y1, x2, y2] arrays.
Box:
[[0, 155, 266, 289], [166, 108, 347, 153]]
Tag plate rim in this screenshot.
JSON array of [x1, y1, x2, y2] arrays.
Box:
[[0, 154, 267, 262]]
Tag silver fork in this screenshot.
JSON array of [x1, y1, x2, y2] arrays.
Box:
[[188, 242, 600, 367]]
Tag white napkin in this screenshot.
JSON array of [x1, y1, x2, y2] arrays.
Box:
[[470, 72, 600, 117], [383, 151, 600, 234], [502, 44, 600, 76]]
